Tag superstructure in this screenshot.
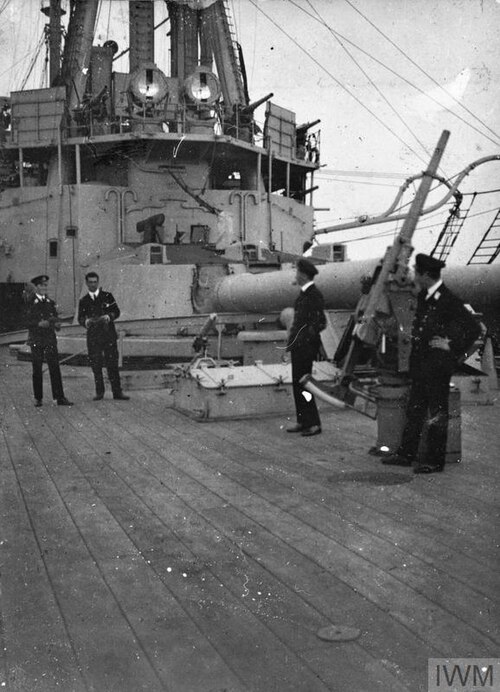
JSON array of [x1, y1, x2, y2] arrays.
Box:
[[0, 0, 320, 326]]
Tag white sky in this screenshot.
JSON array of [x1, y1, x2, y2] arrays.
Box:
[[1, 0, 499, 262]]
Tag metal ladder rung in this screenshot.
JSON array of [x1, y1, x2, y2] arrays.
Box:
[[431, 194, 477, 262], [468, 207, 500, 264]]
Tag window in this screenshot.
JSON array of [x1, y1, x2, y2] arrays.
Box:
[[49, 240, 58, 258]]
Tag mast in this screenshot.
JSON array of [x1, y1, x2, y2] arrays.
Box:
[[60, 0, 99, 116], [41, 0, 65, 86], [201, 1, 247, 112], [168, 1, 201, 82], [129, 1, 155, 73]]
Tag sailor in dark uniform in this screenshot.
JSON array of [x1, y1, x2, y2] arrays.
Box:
[[286, 258, 326, 436], [25, 275, 73, 407], [383, 254, 481, 474], [77, 272, 129, 401]]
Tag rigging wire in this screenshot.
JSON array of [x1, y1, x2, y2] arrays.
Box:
[[6, 1, 25, 90], [343, 0, 500, 145], [461, 187, 500, 197], [316, 228, 403, 244], [393, 159, 500, 215], [0, 49, 41, 82], [106, 0, 113, 40], [247, 0, 434, 165], [461, 205, 500, 221], [41, 31, 49, 89], [19, 31, 46, 90], [276, 0, 500, 149], [301, 0, 436, 171], [316, 200, 499, 242], [250, 0, 258, 84], [315, 176, 401, 189], [95, 0, 102, 32]]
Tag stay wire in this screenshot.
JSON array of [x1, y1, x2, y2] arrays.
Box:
[[279, 0, 500, 149], [95, 0, 102, 31], [106, 0, 113, 39], [19, 30, 46, 90], [343, 0, 500, 145], [302, 0, 435, 171], [247, 0, 433, 165]]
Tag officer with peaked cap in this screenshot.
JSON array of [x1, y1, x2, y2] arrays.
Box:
[[25, 274, 73, 407], [286, 258, 326, 436], [77, 271, 129, 401], [414, 253, 446, 274], [383, 253, 481, 473]]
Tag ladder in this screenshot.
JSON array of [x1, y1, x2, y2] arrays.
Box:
[[431, 192, 476, 262], [219, 0, 247, 103], [467, 207, 500, 264]]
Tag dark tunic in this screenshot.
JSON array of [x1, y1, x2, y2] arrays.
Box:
[[26, 295, 65, 401], [77, 290, 123, 397], [399, 283, 481, 467], [286, 284, 326, 429]]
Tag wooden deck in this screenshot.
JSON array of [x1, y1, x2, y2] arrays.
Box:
[[0, 346, 498, 692]]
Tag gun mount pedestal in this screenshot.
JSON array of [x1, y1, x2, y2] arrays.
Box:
[[304, 131, 462, 459], [372, 378, 411, 455], [374, 381, 461, 463]]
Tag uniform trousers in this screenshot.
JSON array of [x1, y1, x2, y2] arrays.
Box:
[[30, 340, 64, 401], [291, 346, 321, 429], [398, 369, 450, 468], [88, 337, 121, 396]]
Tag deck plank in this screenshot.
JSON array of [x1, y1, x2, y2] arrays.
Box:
[[0, 399, 88, 692], [210, 414, 500, 565], [1, 396, 192, 691], [56, 401, 400, 691], [1, 351, 499, 692], [79, 400, 498, 652], [1, 386, 250, 691], [206, 416, 500, 601]]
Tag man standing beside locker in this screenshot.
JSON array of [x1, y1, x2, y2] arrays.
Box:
[[383, 253, 481, 474]]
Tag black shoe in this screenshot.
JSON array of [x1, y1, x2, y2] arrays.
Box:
[[57, 398, 74, 406], [382, 454, 413, 467], [34, 399, 43, 407], [414, 464, 443, 474], [113, 393, 130, 401], [287, 423, 304, 433], [93, 394, 104, 401], [301, 425, 322, 437]]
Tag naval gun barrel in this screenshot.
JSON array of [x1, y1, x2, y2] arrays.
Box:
[[241, 93, 274, 113], [210, 260, 500, 321], [212, 260, 378, 313], [297, 119, 321, 133]]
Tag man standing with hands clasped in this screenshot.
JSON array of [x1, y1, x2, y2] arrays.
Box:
[[78, 272, 129, 401], [383, 253, 481, 474], [286, 258, 326, 437]]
